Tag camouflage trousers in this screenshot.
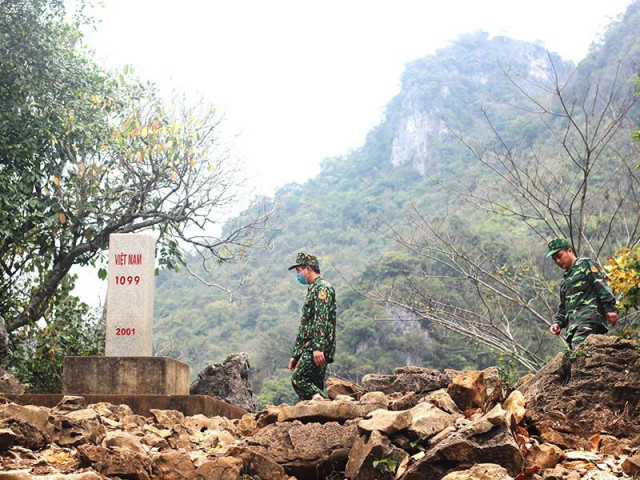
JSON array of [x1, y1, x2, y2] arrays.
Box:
[[566, 322, 608, 349], [291, 351, 327, 400]]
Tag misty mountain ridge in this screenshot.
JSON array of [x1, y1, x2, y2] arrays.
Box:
[[153, 2, 640, 404]]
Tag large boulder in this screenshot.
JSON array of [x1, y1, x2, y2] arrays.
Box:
[[0, 404, 54, 450], [102, 431, 147, 455], [407, 402, 455, 439], [361, 366, 458, 395], [190, 352, 258, 412], [524, 442, 564, 470], [345, 430, 409, 480], [401, 406, 524, 479], [326, 377, 363, 400], [0, 371, 27, 395], [277, 397, 383, 424], [153, 450, 197, 479], [447, 371, 487, 411], [520, 335, 640, 449], [358, 409, 413, 435], [195, 456, 244, 480], [54, 408, 107, 448], [243, 420, 357, 479], [225, 446, 288, 480], [77, 444, 153, 480]]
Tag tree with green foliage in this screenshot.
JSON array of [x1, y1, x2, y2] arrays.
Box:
[[256, 371, 300, 408], [5, 275, 104, 392], [606, 246, 640, 311], [0, 0, 270, 339], [0, 0, 271, 390]]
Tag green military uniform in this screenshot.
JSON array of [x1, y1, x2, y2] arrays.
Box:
[[548, 239, 617, 348], [288, 252, 337, 400]]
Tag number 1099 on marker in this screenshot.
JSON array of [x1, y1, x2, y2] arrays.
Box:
[[115, 275, 141, 285]]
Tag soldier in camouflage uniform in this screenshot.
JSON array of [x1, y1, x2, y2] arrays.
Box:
[[547, 238, 618, 349], [287, 252, 336, 400]]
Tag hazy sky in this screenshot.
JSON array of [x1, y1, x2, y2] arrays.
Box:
[[83, 0, 632, 196]]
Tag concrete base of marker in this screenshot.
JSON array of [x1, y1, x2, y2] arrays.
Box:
[[2, 394, 247, 419], [63, 356, 190, 395]]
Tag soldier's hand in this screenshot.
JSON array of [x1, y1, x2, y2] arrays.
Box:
[[550, 324, 562, 335], [288, 357, 297, 371], [606, 312, 618, 326], [312, 350, 326, 367]]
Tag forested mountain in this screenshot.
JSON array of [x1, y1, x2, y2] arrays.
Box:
[[154, 2, 640, 405]]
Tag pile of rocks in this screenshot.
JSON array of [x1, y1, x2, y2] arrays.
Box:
[[0, 334, 639, 479]]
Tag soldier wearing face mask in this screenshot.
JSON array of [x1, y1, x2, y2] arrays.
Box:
[[287, 252, 336, 400]]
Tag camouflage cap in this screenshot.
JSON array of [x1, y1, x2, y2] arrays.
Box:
[[545, 237, 573, 258], [288, 252, 320, 270]]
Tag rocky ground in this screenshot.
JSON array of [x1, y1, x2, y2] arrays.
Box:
[[1, 334, 639, 479]]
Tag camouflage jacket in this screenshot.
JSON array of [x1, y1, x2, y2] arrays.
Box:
[[293, 277, 336, 363], [555, 257, 617, 330]]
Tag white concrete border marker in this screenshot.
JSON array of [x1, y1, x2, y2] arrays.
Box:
[[105, 233, 156, 356]]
